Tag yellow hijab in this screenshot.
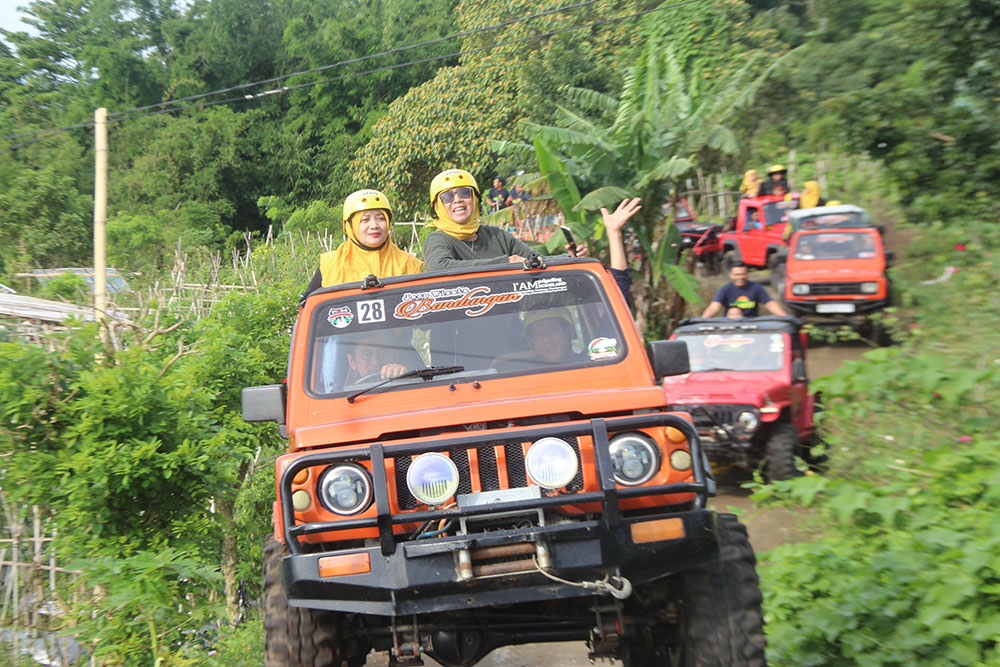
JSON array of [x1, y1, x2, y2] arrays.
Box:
[[740, 169, 761, 197], [319, 211, 423, 286], [430, 192, 482, 240], [801, 181, 822, 209]]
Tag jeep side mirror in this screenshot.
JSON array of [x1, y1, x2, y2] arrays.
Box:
[[647, 340, 690, 381], [791, 359, 807, 382], [242, 384, 287, 424], [775, 254, 787, 265], [884, 250, 894, 266]]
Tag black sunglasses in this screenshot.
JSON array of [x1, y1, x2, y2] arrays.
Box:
[[439, 187, 474, 204]]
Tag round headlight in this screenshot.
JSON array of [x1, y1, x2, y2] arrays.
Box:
[[525, 437, 579, 489], [861, 282, 878, 294], [406, 453, 459, 506], [792, 283, 810, 295], [317, 464, 372, 516], [609, 433, 661, 486], [736, 410, 760, 432]]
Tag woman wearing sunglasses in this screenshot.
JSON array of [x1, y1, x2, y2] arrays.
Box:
[[423, 168, 588, 270], [302, 188, 423, 297]]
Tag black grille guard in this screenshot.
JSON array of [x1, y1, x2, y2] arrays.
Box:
[[279, 414, 714, 556]]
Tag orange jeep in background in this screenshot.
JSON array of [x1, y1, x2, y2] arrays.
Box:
[[773, 205, 892, 334], [243, 258, 765, 667]]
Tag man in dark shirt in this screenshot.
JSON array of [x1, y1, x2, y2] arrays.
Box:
[[702, 263, 787, 317], [486, 177, 510, 213]]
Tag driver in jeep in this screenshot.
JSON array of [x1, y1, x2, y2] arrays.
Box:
[[523, 306, 585, 364]]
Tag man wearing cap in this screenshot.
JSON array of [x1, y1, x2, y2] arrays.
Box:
[[522, 306, 585, 364], [759, 164, 789, 196]]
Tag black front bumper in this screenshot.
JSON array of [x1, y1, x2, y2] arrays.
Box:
[[278, 414, 718, 616], [784, 297, 888, 316]]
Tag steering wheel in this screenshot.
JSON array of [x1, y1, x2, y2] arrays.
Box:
[[354, 372, 386, 384]]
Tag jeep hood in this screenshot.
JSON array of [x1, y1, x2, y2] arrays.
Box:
[[663, 372, 789, 407]]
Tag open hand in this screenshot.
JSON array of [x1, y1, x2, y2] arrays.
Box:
[[600, 198, 642, 234]]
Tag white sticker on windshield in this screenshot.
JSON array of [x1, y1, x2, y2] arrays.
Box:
[[511, 277, 569, 296], [357, 299, 386, 324], [769, 335, 785, 353], [588, 337, 619, 361], [327, 306, 353, 329]]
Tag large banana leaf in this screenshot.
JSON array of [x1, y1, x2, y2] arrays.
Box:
[[534, 136, 586, 227]]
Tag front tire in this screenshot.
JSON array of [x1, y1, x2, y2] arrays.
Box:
[[622, 514, 765, 666], [263, 537, 369, 667], [764, 423, 800, 481]]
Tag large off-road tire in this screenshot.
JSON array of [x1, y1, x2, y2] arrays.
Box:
[[263, 537, 369, 667], [622, 514, 765, 667], [764, 422, 800, 481]]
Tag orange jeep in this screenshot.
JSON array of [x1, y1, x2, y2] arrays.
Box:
[[773, 205, 892, 335], [243, 258, 764, 667]]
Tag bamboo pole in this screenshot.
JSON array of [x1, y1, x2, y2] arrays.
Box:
[[93, 107, 109, 341]]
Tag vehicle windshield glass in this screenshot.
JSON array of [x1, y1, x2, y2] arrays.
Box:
[[306, 271, 627, 397], [677, 332, 785, 373], [760, 199, 799, 226], [794, 210, 872, 233], [793, 232, 878, 260]]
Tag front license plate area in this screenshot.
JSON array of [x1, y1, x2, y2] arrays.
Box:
[[457, 486, 542, 509], [816, 302, 855, 313]]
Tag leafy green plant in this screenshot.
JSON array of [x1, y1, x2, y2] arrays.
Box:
[[71, 549, 223, 666]]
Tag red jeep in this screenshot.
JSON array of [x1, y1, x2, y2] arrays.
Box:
[[717, 195, 801, 272], [664, 316, 817, 481], [669, 198, 723, 272], [773, 205, 892, 333], [243, 259, 765, 666]]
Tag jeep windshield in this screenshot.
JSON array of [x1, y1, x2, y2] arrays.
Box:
[[306, 270, 627, 397], [793, 210, 872, 233], [793, 231, 879, 260], [760, 199, 799, 226], [676, 332, 784, 373]]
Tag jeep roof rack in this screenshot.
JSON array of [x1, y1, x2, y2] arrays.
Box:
[[675, 315, 803, 334]]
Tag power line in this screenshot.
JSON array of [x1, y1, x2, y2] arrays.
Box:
[[0, 0, 604, 140], [108, 0, 604, 119], [1, 0, 704, 149], [114, 0, 703, 123]]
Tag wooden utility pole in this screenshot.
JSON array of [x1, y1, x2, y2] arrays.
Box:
[[93, 107, 108, 338]]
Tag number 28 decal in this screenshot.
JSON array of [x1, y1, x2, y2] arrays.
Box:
[[357, 299, 386, 324]]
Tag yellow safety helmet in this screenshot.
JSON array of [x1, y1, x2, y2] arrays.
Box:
[[343, 189, 392, 224], [523, 305, 574, 335], [826, 200, 842, 206], [429, 169, 480, 209], [767, 164, 787, 175]]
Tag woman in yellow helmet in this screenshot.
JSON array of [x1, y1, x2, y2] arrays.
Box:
[[303, 188, 423, 295], [422, 169, 551, 270]]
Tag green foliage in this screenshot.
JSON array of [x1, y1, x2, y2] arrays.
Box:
[[71, 548, 223, 666], [37, 271, 90, 303], [258, 196, 342, 237]]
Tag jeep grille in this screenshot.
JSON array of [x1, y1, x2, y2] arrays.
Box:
[[809, 282, 861, 295]]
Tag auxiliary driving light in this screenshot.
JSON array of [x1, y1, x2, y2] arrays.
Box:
[[791, 283, 810, 295], [609, 433, 661, 486], [737, 410, 760, 432], [525, 437, 579, 489], [317, 464, 373, 516], [406, 453, 459, 506], [861, 282, 878, 294]]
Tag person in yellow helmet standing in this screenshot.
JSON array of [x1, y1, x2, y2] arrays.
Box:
[[302, 188, 423, 296], [760, 164, 789, 196], [422, 168, 556, 270], [799, 180, 826, 209]]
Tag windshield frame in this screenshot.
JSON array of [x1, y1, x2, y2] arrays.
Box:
[[302, 269, 629, 400]]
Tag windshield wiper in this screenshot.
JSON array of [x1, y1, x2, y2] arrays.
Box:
[[346, 365, 466, 403]]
